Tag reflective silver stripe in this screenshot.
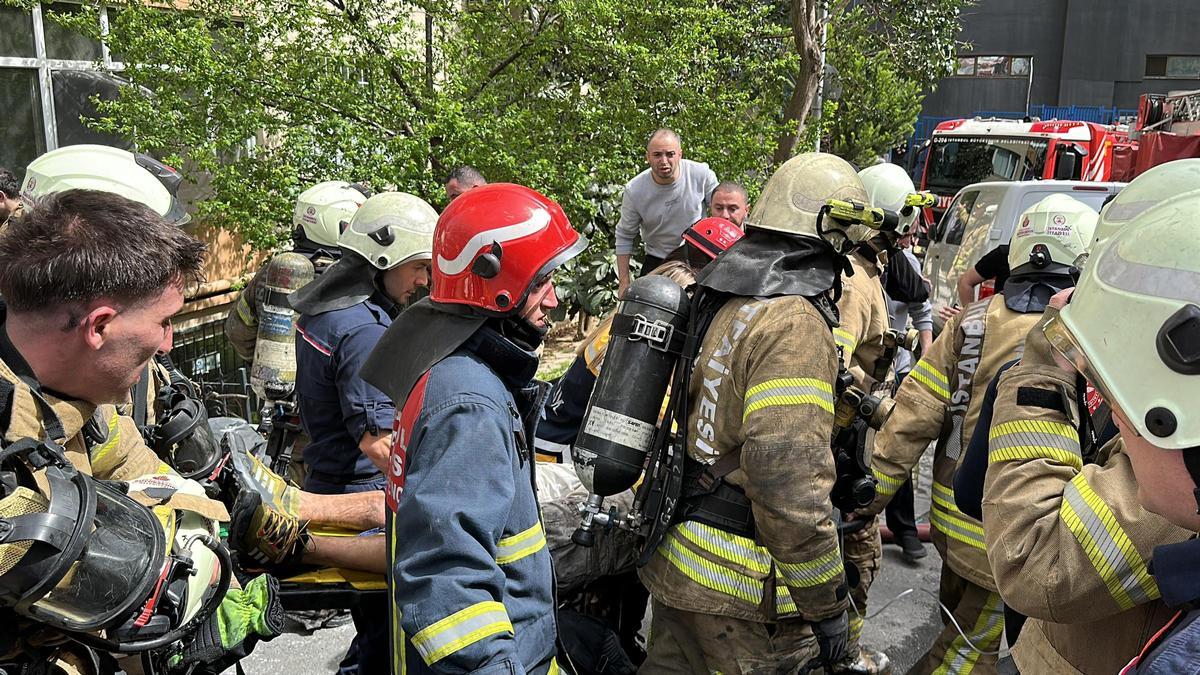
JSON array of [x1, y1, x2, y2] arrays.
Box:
[[1096, 238, 1200, 304], [776, 547, 844, 588], [410, 601, 513, 665], [834, 328, 858, 353], [658, 530, 765, 606], [744, 383, 834, 412], [930, 482, 987, 551], [676, 521, 772, 574], [872, 467, 906, 497], [988, 420, 1082, 470], [935, 591, 1004, 674], [1060, 475, 1158, 610], [495, 522, 546, 565]]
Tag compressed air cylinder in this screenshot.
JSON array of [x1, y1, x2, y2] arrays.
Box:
[[572, 275, 690, 496], [250, 252, 314, 400]]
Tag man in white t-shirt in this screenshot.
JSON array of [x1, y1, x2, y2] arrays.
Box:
[[615, 129, 718, 296]]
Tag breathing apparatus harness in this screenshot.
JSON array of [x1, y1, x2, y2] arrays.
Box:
[[140, 353, 225, 491], [0, 383, 230, 657]]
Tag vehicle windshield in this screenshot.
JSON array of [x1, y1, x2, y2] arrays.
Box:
[[925, 136, 1050, 193]]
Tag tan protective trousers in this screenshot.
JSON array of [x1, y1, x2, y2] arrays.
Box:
[[641, 600, 821, 675], [843, 518, 882, 654], [908, 564, 1004, 675]]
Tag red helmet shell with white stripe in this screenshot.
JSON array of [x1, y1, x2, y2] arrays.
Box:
[[431, 183, 587, 315]]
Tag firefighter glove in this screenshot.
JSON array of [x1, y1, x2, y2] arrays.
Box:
[[813, 610, 849, 666], [168, 573, 284, 674]]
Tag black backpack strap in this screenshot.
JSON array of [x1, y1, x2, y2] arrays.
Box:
[[132, 365, 151, 432]]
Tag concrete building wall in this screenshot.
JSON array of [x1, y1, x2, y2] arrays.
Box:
[[922, 0, 1200, 119]]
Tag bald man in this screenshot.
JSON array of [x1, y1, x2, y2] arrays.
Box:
[[710, 181, 749, 228], [615, 129, 718, 296]]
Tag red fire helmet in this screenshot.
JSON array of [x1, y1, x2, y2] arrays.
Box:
[[431, 183, 587, 315], [682, 217, 744, 259]]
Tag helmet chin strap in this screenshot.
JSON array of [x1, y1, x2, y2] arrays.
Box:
[[493, 314, 547, 352]]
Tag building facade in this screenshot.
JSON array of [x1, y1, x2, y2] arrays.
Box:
[[922, 0, 1200, 120]]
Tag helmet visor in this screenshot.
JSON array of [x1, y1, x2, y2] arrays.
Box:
[[1042, 312, 1117, 407], [28, 480, 164, 632]]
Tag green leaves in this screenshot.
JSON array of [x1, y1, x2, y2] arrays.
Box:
[[35, 0, 962, 316]]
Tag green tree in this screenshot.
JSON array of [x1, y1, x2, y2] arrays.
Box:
[[39, 0, 800, 316], [773, 0, 967, 163], [32, 0, 965, 316], [823, 9, 924, 167]]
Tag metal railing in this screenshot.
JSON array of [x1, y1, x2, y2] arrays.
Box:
[[170, 313, 258, 420]]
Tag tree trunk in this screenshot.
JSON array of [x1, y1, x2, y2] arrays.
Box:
[[772, 0, 826, 165]]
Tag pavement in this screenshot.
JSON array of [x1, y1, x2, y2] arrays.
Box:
[[235, 453, 1013, 674]]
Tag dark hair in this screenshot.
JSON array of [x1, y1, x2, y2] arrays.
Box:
[[647, 128, 681, 148], [712, 181, 747, 201], [0, 169, 18, 200], [0, 189, 207, 317], [444, 166, 486, 187]]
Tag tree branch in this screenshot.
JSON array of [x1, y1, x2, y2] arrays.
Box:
[[467, 10, 558, 102]]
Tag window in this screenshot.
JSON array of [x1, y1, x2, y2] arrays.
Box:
[[1146, 55, 1200, 79], [0, 4, 130, 175], [953, 55, 1032, 78], [939, 190, 979, 246]]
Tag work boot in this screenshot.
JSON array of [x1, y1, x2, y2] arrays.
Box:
[[229, 487, 310, 569], [832, 645, 893, 675], [220, 438, 302, 519], [898, 530, 927, 563]]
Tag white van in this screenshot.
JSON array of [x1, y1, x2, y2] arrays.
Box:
[[923, 180, 1124, 332]]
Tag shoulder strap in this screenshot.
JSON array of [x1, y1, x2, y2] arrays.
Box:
[[132, 365, 151, 432]]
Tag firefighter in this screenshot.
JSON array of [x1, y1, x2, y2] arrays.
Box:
[[225, 180, 369, 362], [858, 193, 1099, 674], [535, 216, 744, 463], [981, 165, 1200, 673], [636, 152, 878, 674], [360, 183, 586, 675], [0, 189, 281, 673], [819, 162, 931, 675], [287, 190, 436, 675], [1061, 194, 1200, 672]]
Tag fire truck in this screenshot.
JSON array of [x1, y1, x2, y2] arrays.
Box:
[[917, 90, 1200, 221], [917, 117, 1128, 221]]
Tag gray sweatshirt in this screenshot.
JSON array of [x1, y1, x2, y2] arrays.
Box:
[[888, 248, 934, 376], [615, 159, 718, 258]]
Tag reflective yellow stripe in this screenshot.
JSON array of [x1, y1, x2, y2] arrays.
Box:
[[410, 601, 514, 665], [849, 614, 864, 644], [833, 328, 858, 354], [988, 420, 1082, 470], [1059, 473, 1159, 610], [743, 377, 835, 419], [89, 415, 121, 464], [548, 657, 560, 675], [910, 359, 951, 400], [236, 294, 257, 326], [496, 522, 546, 565], [583, 324, 611, 376], [776, 548, 844, 588], [930, 482, 987, 551], [659, 530, 765, 605], [774, 581, 798, 616], [676, 521, 772, 574], [933, 591, 1004, 675], [872, 467, 906, 498]]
